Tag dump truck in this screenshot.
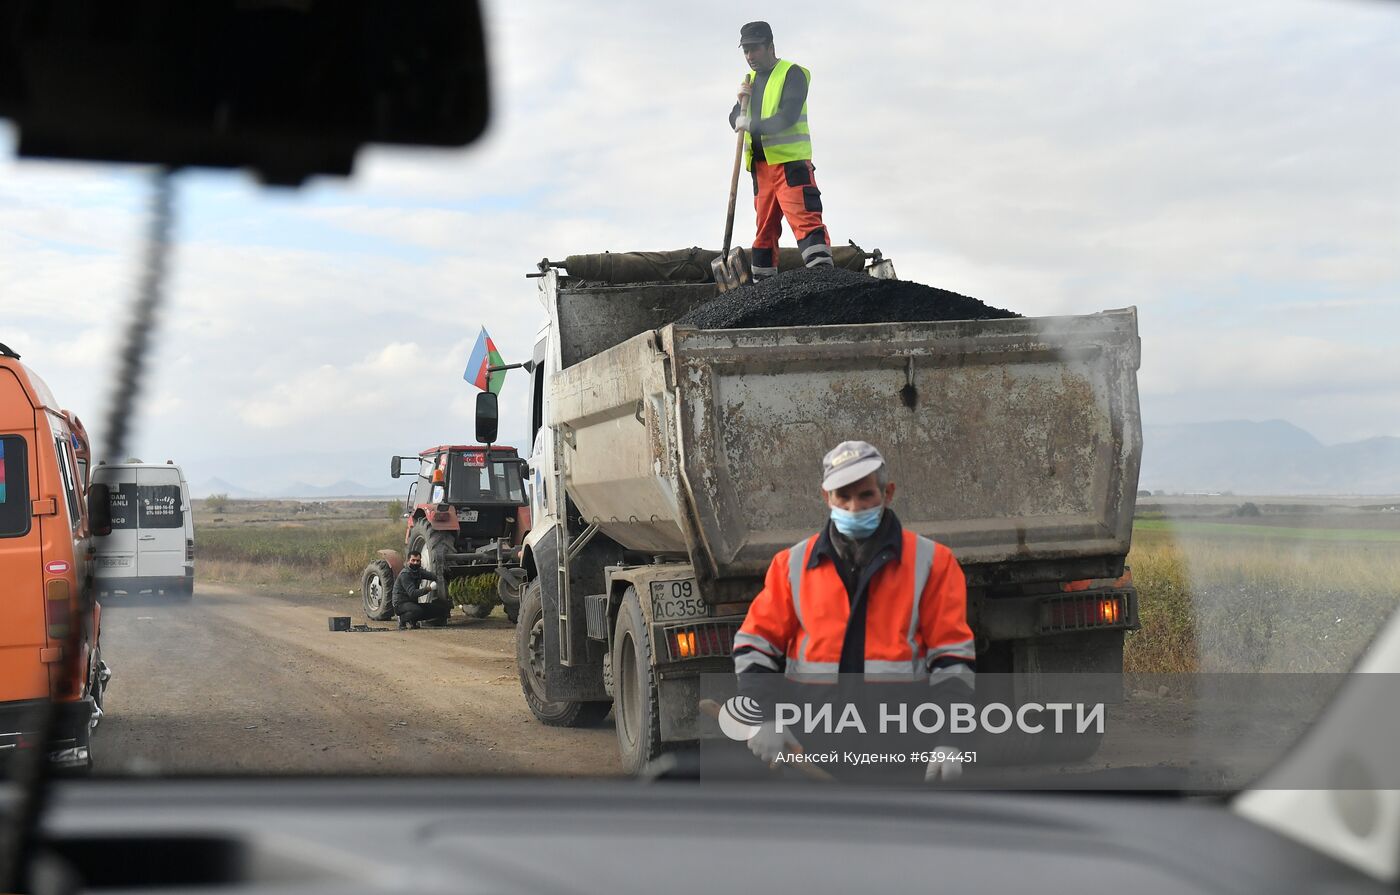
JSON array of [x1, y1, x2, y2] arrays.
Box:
[[500, 248, 1143, 774]]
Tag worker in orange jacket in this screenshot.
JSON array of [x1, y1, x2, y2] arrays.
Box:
[[732, 440, 976, 781]]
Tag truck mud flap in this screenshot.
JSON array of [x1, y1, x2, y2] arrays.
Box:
[[533, 528, 610, 702], [657, 676, 701, 743]]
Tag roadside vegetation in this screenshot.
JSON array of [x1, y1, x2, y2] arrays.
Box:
[[1125, 526, 1400, 674]]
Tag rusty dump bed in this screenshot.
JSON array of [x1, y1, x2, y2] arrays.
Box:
[[544, 277, 1142, 584]]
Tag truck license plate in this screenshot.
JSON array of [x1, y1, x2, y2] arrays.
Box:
[[650, 579, 706, 622], [100, 556, 132, 568], [461, 510, 478, 523]]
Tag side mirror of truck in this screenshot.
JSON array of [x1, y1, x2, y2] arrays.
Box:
[[390, 456, 402, 479], [475, 392, 499, 444], [518, 459, 532, 479], [88, 484, 112, 537]]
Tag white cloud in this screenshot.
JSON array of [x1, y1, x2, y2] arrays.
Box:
[[4, 0, 1399, 482]]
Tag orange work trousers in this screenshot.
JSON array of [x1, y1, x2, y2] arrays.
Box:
[[751, 159, 832, 278]]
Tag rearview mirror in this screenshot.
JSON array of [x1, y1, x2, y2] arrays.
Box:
[[88, 483, 112, 537], [390, 457, 402, 479], [518, 459, 532, 479], [475, 392, 499, 445], [0, 1, 492, 186]]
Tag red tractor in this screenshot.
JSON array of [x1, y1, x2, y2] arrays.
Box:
[[362, 444, 530, 624]]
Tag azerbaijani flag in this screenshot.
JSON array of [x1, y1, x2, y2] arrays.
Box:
[[464, 327, 506, 394]]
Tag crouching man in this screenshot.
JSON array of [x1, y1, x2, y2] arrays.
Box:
[[393, 549, 451, 629]]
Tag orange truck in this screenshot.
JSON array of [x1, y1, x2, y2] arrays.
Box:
[[0, 342, 109, 772]]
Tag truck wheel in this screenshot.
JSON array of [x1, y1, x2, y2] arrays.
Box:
[[504, 601, 519, 624], [612, 586, 666, 775], [517, 579, 612, 727], [362, 560, 396, 621]]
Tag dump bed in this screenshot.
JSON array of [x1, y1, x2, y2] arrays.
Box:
[[543, 275, 1142, 584]]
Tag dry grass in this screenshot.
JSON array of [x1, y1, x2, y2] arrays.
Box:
[[1125, 527, 1400, 674], [198, 521, 403, 589]]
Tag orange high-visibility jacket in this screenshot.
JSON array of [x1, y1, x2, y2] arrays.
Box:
[[734, 519, 975, 684]]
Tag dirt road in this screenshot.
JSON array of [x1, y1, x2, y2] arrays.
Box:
[[92, 583, 621, 776], [89, 582, 1303, 788]]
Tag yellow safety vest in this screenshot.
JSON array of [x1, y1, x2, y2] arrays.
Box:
[[744, 59, 811, 171]]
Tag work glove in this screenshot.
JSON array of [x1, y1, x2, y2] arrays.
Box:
[[747, 722, 802, 766], [427, 580, 438, 590], [733, 114, 752, 132], [923, 745, 964, 784]]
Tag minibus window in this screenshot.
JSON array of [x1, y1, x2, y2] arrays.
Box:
[[0, 436, 30, 537], [138, 485, 184, 529]]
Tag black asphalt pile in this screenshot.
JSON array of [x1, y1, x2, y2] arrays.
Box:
[[677, 267, 1018, 329]]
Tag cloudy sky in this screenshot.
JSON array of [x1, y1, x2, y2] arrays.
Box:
[[4, 0, 1398, 493]]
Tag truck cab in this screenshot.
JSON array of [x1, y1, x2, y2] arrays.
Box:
[[0, 343, 109, 772]]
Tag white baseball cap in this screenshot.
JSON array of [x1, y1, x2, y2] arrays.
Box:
[[821, 441, 886, 491]]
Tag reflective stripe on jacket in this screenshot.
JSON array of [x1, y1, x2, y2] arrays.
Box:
[[744, 59, 812, 170], [734, 525, 975, 685]]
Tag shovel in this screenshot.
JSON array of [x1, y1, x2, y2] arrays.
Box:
[[712, 76, 753, 293]]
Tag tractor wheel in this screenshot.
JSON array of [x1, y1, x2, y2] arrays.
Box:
[[362, 560, 396, 621], [409, 518, 456, 595], [498, 567, 526, 625]]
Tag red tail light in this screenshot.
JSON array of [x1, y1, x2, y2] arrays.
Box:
[[1040, 593, 1130, 633], [664, 623, 738, 662], [45, 579, 72, 640]]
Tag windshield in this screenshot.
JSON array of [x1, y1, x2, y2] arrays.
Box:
[[446, 453, 525, 505], [2, 0, 1398, 797]]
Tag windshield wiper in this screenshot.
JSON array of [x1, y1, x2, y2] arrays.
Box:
[[0, 169, 176, 893]]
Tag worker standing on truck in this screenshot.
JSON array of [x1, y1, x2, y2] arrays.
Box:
[[392, 549, 450, 629], [732, 441, 976, 782], [729, 21, 833, 279]]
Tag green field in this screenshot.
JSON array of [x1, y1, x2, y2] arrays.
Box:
[[1134, 518, 1400, 543]]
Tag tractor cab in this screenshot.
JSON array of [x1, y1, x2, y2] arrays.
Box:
[[404, 445, 527, 536]]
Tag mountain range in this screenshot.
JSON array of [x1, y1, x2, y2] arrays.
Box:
[[183, 421, 1400, 499], [1139, 420, 1400, 495]]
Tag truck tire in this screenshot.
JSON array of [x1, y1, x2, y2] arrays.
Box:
[[612, 586, 666, 775], [362, 560, 396, 621], [504, 601, 519, 624], [517, 579, 612, 727]]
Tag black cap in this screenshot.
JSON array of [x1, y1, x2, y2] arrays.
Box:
[[739, 21, 773, 46]]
